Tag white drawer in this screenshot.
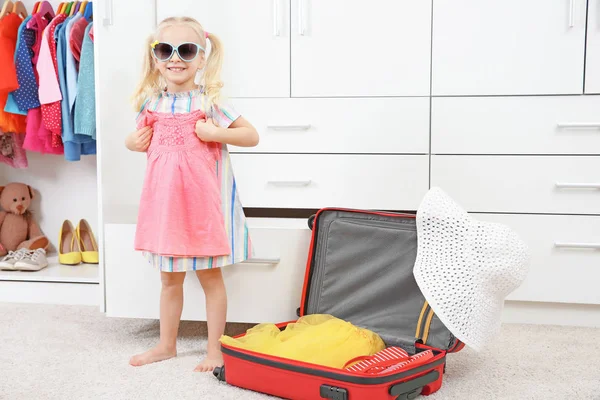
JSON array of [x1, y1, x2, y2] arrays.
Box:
[[228, 98, 429, 154], [432, 96, 600, 155], [231, 154, 429, 210], [431, 155, 600, 214], [478, 213, 600, 305], [104, 219, 311, 323]]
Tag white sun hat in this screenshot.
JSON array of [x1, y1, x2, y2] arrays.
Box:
[[413, 187, 530, 352]]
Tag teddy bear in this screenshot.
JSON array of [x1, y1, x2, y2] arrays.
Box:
[[0, 182, 49, 257]]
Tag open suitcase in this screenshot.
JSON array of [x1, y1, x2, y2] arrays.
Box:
[[214, 208, 465, 400]]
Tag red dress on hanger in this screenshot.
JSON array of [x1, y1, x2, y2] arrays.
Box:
[[0, 13, 27, 134]]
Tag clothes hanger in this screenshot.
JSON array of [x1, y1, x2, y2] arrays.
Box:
[[12, 0, 27, 18], [36, 1, 54, 19], [32, 1, 39, 13], [73, 1, 82, 15], [0, 0, 15, 18], [56, 2, 64, 14], [69, 1, 76, 15], [78, 1, 87, 15], [64, 1, 73, 16], [83, 1, 92, 20]]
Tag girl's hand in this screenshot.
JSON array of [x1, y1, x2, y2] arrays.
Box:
[[195, 118, 222, 142], [125, 126, 153, 152]]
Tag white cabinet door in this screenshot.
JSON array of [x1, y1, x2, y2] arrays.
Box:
[[157, 0, 290, 98], [95, 0, 155, 224], [432, 0, 587, 95], [104, 220, 311, 323], [290, 0, 432, 97], [585, 0, 600, 93]]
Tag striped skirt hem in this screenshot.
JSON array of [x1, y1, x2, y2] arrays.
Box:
[[143, 251, 253, 272]]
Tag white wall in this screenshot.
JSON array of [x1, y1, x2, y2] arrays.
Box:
[[1, 0, 98, 253], [1, 154, 98, 253]]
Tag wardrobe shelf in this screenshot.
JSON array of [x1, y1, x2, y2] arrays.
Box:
[[0, 256, 99, 284]]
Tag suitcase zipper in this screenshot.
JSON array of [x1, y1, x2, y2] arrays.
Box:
[[221, 345, 446, 385], [421, 308, 436, 344], [308, 219, 332, 313], [415, 301, 437, 345], [415, 302, 430, 341]]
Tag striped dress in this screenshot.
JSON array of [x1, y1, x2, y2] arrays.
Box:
[[136, 88, 253, 272]]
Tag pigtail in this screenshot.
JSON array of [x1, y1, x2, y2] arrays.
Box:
[[202, 32, 224, 105], [131, 35, 163, 111]]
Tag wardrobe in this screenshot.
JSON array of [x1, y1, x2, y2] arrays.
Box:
[[5, 0, 600, 327], [0, 0, 100, 305]]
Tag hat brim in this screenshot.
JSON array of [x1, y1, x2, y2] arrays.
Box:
[[413, 187, 526, 351]]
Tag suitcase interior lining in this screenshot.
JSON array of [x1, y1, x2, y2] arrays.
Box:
[[305, 210, 455, 354]]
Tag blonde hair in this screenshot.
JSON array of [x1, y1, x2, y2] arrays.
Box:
[[131, 16, 224, 111]]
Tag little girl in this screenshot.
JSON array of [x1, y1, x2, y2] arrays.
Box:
[[125, 16, 259, 372]]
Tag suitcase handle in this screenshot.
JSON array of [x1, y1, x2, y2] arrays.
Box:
[[389, 370, 440, 400]]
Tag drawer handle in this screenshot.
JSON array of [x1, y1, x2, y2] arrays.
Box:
[[555, 182, 600, 189], [569, 0, 575, 28], [268, 180, 312, 187], [557, 122, 600, 129], [555, 242, 600, 250], [273, 0, 280, 37], [103, 0, 113, 26], [298, 0, 306, 35], [267, 124, 311, 131], [242, 258, 281, 264]]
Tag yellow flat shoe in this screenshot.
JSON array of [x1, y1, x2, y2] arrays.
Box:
[[76, 219, 99, 264], [59, 220, 82, 265]]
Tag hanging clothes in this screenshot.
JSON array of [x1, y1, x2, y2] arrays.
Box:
[[1, 5, 95, 163], [74, 23, 96, 143], [11, 17, 40, 113], [26, 12, 49, 65], [19, 12, 62, 155], [56, 15, 94, 161], [69, 16, 88, 70], [0, 13, 27, 134], [64, 13, 81, 119], [4, 15, 31, 116], [37, 13, 67, 149], [0, 15, 20, 91]]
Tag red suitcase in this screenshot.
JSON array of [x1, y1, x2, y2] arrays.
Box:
[[214, 208, 465, 400]]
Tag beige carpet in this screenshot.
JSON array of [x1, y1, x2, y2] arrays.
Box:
[[1, 303, 599, 400]]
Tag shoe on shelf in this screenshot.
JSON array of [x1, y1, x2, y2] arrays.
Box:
[[0, 248, 31, 271], [14, 248, 48, 271], [76, 219, 99, 264], [59, 220, 82, 265]]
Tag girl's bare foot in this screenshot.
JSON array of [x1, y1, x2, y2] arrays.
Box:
[[130, 345, 177, 367], [194, 352, 223, 372]]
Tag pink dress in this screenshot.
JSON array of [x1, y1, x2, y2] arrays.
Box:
[[134, 89, 253, 271]]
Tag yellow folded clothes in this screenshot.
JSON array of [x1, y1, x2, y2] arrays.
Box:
[[219, 314, 385, 369]]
